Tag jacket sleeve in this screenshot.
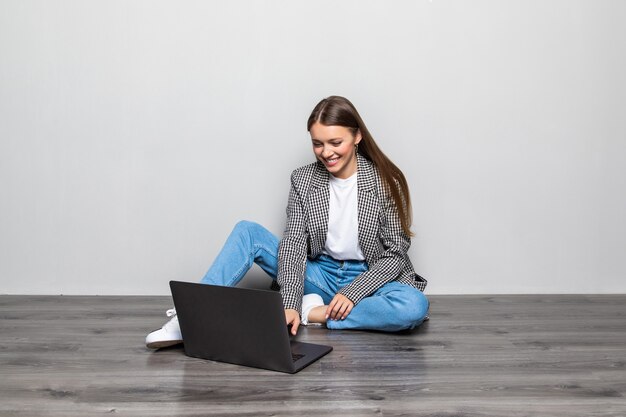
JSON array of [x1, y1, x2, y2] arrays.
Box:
[[276, 173, 308, 313], [338, 191, 411, 305]]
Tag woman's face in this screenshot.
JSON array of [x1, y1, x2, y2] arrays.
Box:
[[309, 122, 362, 179]]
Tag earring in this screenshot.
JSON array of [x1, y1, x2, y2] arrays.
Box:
[[355, 143, 359, 154]]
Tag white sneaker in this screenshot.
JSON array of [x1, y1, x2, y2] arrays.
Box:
[[301, 293, 325, 326], [145, 308, 183, 349]]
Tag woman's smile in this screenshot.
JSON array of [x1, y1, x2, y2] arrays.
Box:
[[324, 156, 340, 167]]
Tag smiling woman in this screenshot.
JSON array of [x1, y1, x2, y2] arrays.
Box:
[[146, 95, 429, 350], [307, 96, 414, 237]]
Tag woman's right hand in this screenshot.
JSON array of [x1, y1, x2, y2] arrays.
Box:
[[285, 309, 300, 336]]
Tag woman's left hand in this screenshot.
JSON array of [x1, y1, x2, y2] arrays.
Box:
[[326, 294, 354, 321]]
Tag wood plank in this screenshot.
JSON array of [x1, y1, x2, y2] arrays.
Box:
[[1, 294, 625, 416]]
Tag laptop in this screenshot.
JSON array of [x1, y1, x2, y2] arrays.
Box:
[[169, 281, 333, 374]]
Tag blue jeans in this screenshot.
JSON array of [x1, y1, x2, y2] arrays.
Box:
[[200, 221, 429, 332]]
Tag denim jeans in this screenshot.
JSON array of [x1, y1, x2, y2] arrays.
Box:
[[200, 220, 429, 332]]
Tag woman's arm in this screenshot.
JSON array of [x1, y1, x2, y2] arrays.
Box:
[[277, 172, 309, 314]]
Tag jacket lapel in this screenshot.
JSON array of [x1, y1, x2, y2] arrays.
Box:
[[357, 154, 379, 262], [307, 161, 329, 255]]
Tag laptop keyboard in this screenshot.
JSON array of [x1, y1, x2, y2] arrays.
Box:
[[291, 353, 305, 362]]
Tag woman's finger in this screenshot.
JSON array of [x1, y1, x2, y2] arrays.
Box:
[[341, 303, 353, 320]]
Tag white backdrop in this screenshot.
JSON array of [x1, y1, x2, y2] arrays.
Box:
[[1, 0, 625, 295]]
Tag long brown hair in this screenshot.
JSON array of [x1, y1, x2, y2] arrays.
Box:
[[307, 96, 414, 237]]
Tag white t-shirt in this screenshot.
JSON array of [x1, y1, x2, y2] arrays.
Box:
[[322, 171, 365, 261]]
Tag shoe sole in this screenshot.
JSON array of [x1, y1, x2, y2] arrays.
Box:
[[146, 339, 183, 349]]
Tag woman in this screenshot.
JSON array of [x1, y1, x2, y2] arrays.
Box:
[[146, 96, 428, 349]]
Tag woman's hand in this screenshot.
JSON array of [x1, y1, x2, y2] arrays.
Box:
[[326, 294, 354, 321], [285, 308, 300, 335]]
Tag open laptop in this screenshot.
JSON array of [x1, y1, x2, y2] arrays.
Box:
[[169, 281, 333, 374]]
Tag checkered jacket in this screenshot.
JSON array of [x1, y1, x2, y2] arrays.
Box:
[[277, 153, 427, 312]]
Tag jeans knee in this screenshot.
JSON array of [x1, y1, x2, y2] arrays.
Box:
[[232, 220, 262, 237], [231, 220, 279, 254], [397, 290, 429, 329], [234, 220, 257, 230]]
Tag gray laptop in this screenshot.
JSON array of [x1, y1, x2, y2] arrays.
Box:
[[169, 281, 333, 374]]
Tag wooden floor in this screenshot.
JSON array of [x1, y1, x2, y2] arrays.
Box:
[[1, 294, 625, 416]]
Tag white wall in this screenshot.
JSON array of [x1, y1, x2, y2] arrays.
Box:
[[1, 0, 625, 295]]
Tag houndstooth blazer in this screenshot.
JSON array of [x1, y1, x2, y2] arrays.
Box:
[[277, 153, 427, 312]]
